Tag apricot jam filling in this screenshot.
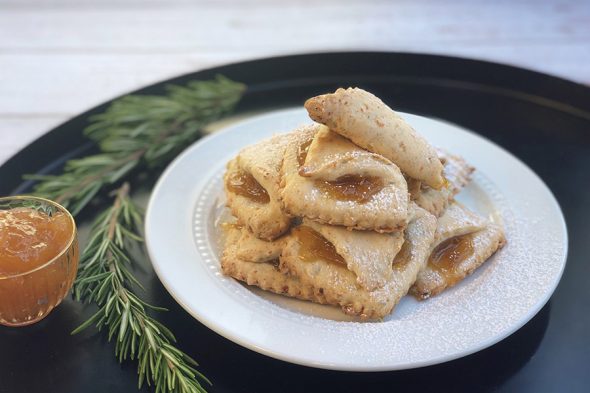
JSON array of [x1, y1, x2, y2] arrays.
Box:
[[227, 170, 270, 204], [428, 234, 475, 286], [292, 225, 345, 266], [316, 175, 384, 204]]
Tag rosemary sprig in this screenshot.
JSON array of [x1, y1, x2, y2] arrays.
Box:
[[73, 183, 209, 393], [28, 75, 245, 216], [25, 76, 246, 392]]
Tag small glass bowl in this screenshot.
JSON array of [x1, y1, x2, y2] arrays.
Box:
[[0, 196, 79, 327]]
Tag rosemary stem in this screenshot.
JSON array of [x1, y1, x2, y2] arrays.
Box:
[[27, 76, 245, 393], [107, 182, 130, 239]]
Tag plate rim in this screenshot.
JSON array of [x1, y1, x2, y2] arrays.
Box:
[[145, 107, 568, 371]]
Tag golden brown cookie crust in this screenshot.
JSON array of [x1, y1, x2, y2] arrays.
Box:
[[280, 203, 436, 319], [411, 204, 506, 300], [305, 87, 444, 188], [221, 226, 329, 304], [414, 150, 475, 216], [303, 219, 405, 291], [279, 125, 409, 232], [224, 133, 293, 240]]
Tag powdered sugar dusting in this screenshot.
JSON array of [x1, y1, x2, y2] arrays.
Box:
[[192, 158, 565, 366]]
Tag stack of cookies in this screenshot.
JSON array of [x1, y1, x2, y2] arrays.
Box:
[[221, 88, 505, 319]]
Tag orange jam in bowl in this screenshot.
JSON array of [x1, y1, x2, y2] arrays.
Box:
[[0, 196, 79, 327]]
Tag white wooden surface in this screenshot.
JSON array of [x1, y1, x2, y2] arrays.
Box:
[[1, 0, 589, 167]]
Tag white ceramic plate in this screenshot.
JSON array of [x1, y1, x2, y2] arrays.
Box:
[[145, 108, 567, 371]]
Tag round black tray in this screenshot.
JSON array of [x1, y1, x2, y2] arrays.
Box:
[[1, 52, 589, 393]]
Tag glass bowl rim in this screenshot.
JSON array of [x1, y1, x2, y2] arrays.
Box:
[[0, 195, 77, 279]]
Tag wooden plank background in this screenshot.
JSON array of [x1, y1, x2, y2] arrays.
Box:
[[1, 0, 589, 166]]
